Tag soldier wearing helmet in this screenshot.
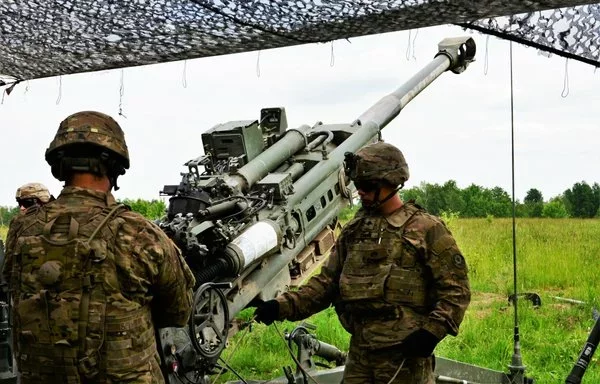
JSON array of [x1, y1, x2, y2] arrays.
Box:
[[45, 110, 131, 191], [254, 141, 470, 384], [343, 141, 410, 212], [3, 111, 195, 383], [15, 182, 54, 212]]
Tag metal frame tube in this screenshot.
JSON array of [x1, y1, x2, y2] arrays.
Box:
[[227, 125, 310, 191]]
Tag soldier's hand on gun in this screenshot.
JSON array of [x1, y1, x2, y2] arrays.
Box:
[[401, 329, 440, 358], [253, 299, 279, 325]]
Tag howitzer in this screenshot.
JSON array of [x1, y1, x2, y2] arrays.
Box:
[[155, 36, 478, 384]]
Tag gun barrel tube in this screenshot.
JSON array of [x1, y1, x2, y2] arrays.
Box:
[[226, 125, 310, 191], [357, 37, 475, 130], [225, 37, 476, 322], [356, 55, 449, 130], [291, 38, 474, 205]]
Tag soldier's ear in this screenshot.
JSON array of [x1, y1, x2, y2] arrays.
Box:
[[378, 181, 396, 194]]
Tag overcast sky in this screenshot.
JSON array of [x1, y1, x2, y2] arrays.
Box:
[[0, 24, 598, 207]]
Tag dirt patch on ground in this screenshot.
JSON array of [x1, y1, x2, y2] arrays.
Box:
[[547, 303, 572, 312], [468, 292, 506, 320], [472, 292, 505, 306]]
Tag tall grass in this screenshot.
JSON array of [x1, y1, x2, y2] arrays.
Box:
[[454, 219, 600, 302]]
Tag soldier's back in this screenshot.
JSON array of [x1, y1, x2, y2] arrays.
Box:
[[7, 188, 167, 383]]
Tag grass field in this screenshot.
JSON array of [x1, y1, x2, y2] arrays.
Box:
[[2, 218, 600, 383]]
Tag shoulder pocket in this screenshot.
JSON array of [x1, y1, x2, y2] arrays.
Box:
[[431, 234, 457, 256]]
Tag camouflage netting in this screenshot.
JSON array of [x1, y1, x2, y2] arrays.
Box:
[[461, 4, 600, 67], [0, 0, 599, 84]]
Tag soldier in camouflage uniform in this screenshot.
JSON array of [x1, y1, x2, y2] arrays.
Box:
[[2, 111, 196, 383], [254, 141, 470, 384], [15, 182, 54, 212]]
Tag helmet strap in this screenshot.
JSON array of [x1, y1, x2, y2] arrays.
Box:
[[365, 183, 402, 212], [110, 174, 121, 191]]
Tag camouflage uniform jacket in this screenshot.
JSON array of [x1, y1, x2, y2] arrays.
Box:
[[3, 187, 196, 383], [276, 202, 470, 350]]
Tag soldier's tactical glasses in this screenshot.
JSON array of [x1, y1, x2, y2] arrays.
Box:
[[17, 198, 37, 209], [354, 180, 379, 192]]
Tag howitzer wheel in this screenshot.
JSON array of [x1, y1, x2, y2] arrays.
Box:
[[188, 283, 230, 359]]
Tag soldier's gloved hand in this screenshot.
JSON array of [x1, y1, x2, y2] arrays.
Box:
[[254, 300, 280, 325], [401, 329, 440, 357]]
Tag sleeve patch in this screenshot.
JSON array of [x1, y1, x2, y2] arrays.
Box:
[[452, 254, 465, 268]]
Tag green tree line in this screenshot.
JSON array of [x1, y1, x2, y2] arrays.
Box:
[[0, 198, 167, 225], [340, 180, 600, 220], [119, 198, 167, 220], [399, 180, 600, 218], [2, 180, 599, 224], [0, 206, 19, 226]]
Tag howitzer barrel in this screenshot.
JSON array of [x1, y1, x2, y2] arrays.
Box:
[[230, 36, 477, 312], [291, 37, 475, 207], [358, 37, 475, 130]]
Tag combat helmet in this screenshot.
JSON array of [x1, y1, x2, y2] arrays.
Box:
[[15, 182, 52, 204], [344, 141, 409, 188], [45, 111, 129, 187]]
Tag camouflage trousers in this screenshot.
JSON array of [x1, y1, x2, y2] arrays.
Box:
[[342, 346, 434, 384], [18, 353, 165, 384]]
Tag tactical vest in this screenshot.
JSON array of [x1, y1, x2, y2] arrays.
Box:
[[10, 204, 157, 383], [336, 205, 431, 346]]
